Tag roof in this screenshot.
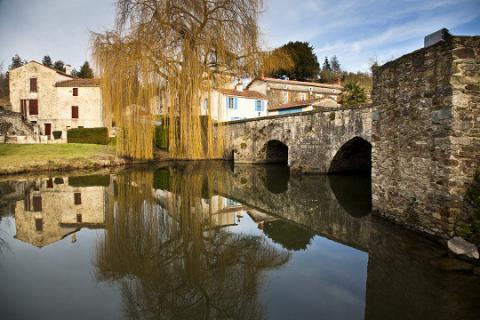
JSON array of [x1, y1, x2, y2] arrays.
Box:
[[268, 99, 318, 111], [247, 77, 343, 90], [29, 60, 77, 79], [217, 88, 266, 100], [55, 78, 101, 87]]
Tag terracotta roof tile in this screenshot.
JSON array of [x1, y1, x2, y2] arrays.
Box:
[[217, 88, 266, 100], [268, 99, 318, 111], [55, 78, 101, 87]]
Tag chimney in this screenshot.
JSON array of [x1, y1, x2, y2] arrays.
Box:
[[424, 28, 450, 48], [65, 64, 73, 75]]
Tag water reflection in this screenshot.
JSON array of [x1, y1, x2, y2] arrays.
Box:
[[0, 163, 478, 320]]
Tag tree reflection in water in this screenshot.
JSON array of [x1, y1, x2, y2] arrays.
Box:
[[96, 166, 290, 320]]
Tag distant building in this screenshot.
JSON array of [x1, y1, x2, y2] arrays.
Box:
[[8, 61, 110, 141], [246, 77, 343, 115], [201, 82, 268, 121]]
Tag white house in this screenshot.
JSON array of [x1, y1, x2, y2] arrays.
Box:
[[9, 61, 110, 141], [200, 83, 268, 122]]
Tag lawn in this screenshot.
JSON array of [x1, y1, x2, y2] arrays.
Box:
[[0, 144, 117, 174]]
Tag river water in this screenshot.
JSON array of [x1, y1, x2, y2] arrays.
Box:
[[0, 162, 478, 320]]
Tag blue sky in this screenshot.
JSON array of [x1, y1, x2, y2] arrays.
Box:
[[0, 0, 479, 72]]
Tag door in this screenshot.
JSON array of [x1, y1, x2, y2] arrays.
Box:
[[44, 123, 51, 136]]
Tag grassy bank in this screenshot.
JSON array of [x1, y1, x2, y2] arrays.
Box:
[[0, 144, 124, 175]]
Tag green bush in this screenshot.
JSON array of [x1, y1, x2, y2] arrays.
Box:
[[67, 127, 109, 145], [69, 174, 110, 187], [52, 131, 62, 139], [155, 125, 169, 150]]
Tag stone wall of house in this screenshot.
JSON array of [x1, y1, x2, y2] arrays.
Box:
[[371, 35, 480, 239]]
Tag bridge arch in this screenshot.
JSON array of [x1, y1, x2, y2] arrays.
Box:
[[329, 136, 372, 174], [264, 140, 289, 164]]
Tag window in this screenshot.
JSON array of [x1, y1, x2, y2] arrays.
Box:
[[73, 88, 78, 96], [74, 192, 82, 205], [202, 98, 208, 111], [227, 97, 235, 109], [72, 106, 79, 119], [283, 91, 289, 103], [30, 78, 37, 92], [46, 179, 53, 188], [32, 195, 42, 212], [28, 99, 38, 115], [255, 100, 264, 112], [35, 218, 43, 232], [76, 214, 82, 223]]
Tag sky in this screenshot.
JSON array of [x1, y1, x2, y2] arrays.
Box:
[[0, 0, 479, 72]]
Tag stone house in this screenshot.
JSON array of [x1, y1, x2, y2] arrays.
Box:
[[14, 176, 108, 248], [246, 77, 343, 115], [8, 61, 109, 141]]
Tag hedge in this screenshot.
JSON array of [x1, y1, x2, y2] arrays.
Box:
[[69, 174, 110, 187], [52, 131, 62, 139], [67, 127, 109, 145], [155, 125, 169, 150]]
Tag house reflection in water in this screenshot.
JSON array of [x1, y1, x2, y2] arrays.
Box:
[[14, 175, 109, 248]]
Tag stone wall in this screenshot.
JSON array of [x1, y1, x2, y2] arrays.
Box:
[[371, 35, 480, 239]]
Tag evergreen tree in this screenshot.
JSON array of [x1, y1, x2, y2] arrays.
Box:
[[9, 54, 25, 70], [53, 60, 65, 72], [330, 55, 341, 73], [42, 55, 53, 68], [322, 57, 332, 72], [0, 64, 8, 98], [341, 82, 368, 107], [77, 61, 94, 78]]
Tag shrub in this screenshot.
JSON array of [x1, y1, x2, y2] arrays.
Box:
[[153, 168, 170, 190], [67, 127, 109, 145], [155, 125, 169, 150], [52, 131, 62, 139]]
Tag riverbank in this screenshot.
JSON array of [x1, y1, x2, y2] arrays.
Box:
[[0, 144, 127, 175]]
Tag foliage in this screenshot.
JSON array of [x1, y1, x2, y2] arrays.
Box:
[[42, 55, 53, 68], [9, 54, 26, 70], [458, 172, 480, 243], [341, 82, 368, 106], [52, 130, 62, 139], [266, 41, 319, 80], [77, 61, 94, 78], [262, 220, 314, 251], [53, 60, 65, 72], [0, 64, 8, 98], [93, 0, 266, 160], [155, 125, 169, 150], [68, 174, 110, 187], [67, 127, 109, 145], [343, 71, 373, 96], [153, 168, 170, 190]]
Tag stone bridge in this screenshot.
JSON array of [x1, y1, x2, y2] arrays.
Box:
[[225, 106, 373, 173], [223, 35, 480, 243]]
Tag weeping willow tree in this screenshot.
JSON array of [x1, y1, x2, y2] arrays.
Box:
[[92, 0, 269, 160]]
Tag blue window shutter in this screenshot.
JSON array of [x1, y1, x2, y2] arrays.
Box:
[[261, 100, 265, 111], [225, 97, 229, 109], [234, 98, 238, 110]]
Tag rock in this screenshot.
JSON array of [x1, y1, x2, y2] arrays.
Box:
[[447, 236, 479, 259]]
